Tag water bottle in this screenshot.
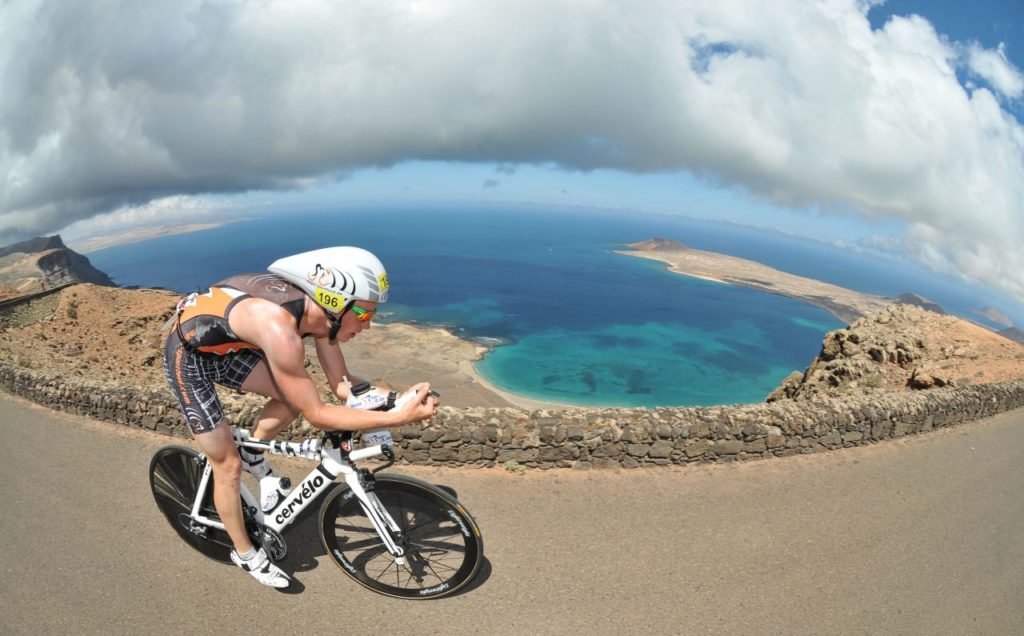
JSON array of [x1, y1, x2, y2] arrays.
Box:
[[345, 381, 389, 410], [346, 382, 394, 447]]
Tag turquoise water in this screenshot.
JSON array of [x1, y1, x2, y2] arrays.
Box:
[[88, 204, 1008, 407]]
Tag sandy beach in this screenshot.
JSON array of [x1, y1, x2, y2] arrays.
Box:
[[307, 322, 576, 411]]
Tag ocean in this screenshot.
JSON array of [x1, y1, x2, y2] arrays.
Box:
[[87, 204, 1015, 407]]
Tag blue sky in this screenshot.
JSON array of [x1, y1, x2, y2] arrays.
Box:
[[3, 1, 1023, 306]]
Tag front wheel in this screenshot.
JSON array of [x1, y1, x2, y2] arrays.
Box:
[[318, 474, 484, 599]]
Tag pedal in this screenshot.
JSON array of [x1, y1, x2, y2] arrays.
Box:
[[279, 476, 291, 490]]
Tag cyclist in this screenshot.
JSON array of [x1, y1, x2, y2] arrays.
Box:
[[162, 246, 438, 588]]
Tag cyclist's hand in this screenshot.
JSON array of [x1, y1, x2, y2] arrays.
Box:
[[397, 382, 438, 424]]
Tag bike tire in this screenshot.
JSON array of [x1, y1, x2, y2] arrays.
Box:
[[318, 473, 484, 599], [149, 445, 235, 564]]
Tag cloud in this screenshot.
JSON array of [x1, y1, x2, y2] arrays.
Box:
[[966, 42, 1024, 100], [1, 0, 1023, 302], [59, 195, 236, 241], [482, 179, 500, 189]]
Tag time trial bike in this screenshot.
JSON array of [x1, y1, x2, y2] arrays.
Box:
[[148, 393, 484, 599]]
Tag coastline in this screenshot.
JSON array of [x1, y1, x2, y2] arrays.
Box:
[[616, 240, 892, 324], [66, 220, 241, 253], [337, 321, 579, 411], [460, 356, 580, 411]]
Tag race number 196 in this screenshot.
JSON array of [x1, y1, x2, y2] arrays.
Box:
[[316, 288, 346, 310]]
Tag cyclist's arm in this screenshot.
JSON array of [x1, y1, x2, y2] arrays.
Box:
[[313, 336, 366, 401], [232, 304, 433, 430]]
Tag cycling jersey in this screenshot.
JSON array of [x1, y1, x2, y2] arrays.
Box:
[[174, 273, 307, 355], [163, 273, 308, 434]]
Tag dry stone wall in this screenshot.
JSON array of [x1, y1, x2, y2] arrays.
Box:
[[2, 361, 1022, 469]]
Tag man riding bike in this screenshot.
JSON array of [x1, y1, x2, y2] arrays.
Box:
[[162, 246, 438, 588]]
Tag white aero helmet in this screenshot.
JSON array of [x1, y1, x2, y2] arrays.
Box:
[[268, 246, 389, 322]]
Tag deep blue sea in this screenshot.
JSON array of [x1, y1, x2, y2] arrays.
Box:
[[88, 204, 1019, 407]]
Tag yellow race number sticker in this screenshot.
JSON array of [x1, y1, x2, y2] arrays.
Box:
[[377, 271, 389, 292], [315, 287, 347, 310]]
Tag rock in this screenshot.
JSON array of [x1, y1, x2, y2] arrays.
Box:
[[909, 370, 935, 389], [767, 303, 1022, 402]]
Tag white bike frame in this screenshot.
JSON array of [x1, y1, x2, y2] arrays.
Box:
[[188, 429, 409, 561]]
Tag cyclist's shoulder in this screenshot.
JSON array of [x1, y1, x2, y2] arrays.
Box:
[[216, 273, 304, 302], [229, 292, 304, 339]]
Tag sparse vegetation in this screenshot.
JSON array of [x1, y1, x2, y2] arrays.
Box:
[[503, 459, 526, 474]]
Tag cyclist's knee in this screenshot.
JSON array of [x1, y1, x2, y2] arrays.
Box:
[[210, 452, 243, 484]]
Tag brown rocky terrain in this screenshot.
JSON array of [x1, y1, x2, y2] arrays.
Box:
[[0, 286, 1021, 412], [767, 303, 1024, 402], [0, 284, 515, 408]]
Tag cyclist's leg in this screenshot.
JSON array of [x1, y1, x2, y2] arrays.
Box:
[[164, 338, 254, 553], [193, 421, 252, 553], [238, 359, 300, 440], [195, 421, 289, 587], [228, 355, 298, 512], [163, 337, 289, 586]]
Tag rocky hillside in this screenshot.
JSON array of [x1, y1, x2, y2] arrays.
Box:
[[0, 283, 510, 407], [768, 304, 1024, 402], [0, 235, 114, 300], [0, 284, 1020, 409]]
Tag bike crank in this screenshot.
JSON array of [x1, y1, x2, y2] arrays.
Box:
[[253, 524, 287, 561]]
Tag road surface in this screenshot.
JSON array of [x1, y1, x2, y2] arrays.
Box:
[[1, 396, 1022, 634]]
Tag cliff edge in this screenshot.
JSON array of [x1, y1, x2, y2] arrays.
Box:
[[768, 303, 1024, 402], [0, 235, 115, 300]]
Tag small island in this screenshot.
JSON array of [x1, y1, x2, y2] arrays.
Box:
[[616, 238, 892, 323]]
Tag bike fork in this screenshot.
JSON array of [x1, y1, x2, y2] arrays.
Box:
[[353, 487, 408, 564]]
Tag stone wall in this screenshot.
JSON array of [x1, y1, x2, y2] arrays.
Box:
[[0, 284, 69, 328], [2, 360, 1022, 469]]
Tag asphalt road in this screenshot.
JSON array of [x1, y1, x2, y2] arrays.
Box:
[[2, 395, 1023, 635]]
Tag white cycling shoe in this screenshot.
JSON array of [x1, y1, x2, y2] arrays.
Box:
[[230, 547, 290, 588]]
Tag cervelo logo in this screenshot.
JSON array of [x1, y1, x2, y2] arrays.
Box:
[[274, 474, 327, 524]]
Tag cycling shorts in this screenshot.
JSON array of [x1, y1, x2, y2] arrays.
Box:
[[163, 333, 264, 435]]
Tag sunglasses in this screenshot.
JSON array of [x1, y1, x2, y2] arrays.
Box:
[[350, 305, 376, 322]]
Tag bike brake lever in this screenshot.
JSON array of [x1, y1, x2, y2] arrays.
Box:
[[372, 445, 396, 474]]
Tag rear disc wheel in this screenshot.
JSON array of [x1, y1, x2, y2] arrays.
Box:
[[149, 445, 238, 563]]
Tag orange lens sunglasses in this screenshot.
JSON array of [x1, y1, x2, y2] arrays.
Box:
[[350, 305, 376, 322]]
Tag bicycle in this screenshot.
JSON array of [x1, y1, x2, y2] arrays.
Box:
[[148, 390, 484, 599]]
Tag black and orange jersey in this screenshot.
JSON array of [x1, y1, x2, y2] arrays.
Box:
[[172, 273, 307, 355]]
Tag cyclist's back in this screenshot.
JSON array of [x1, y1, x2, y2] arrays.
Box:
[[172, 273, 307, 355]]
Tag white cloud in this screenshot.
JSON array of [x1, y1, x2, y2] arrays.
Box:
[[1, 0, 1023, 302], [967, 42, 1024, 100], [60, 195, 236, 241]]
